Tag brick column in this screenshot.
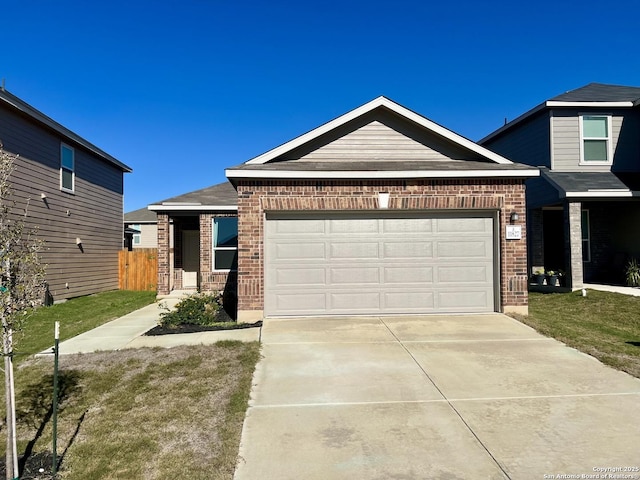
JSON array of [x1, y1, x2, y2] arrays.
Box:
[[157, 213, 170, 295], [565, 202, 583, 289]]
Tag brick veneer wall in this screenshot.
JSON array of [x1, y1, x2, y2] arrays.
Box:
[[236, 178, 528, 319], [199, 212, 238, 293], [157, 213, 170, 295]]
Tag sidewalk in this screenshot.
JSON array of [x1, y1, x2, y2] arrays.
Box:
[[40, 297, 260, 356], [584, 283, 640, 297]]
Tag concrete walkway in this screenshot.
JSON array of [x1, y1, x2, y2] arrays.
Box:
[[234, 314, 640, 479], [585, 283, 640, 297], [40, 297, 260, 356]]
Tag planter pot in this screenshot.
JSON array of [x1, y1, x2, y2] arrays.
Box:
[[532, 274, 546, 285], [546, 274, 559, 287]]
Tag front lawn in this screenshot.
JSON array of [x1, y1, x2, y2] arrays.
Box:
[[515, 290, 640, 378], [14, 290, 157, 362], [4, 342, 260, 479]]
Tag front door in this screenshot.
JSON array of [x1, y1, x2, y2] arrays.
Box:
[[182, 230, 200, 289]]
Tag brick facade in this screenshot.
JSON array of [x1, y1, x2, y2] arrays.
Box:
[[237, 178, 528, 320], [156, 212, 237, 298]]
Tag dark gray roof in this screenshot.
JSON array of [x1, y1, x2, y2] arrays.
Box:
[[124, 207, 158, 223], [544, 170, 640, 193], [151, 181, 237, 206], [550, 83, 640, 103], [0, 88, 131, 172], [230, 159, 535, 172]]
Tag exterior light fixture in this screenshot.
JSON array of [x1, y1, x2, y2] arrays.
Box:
[[510, 211, 519, 224]]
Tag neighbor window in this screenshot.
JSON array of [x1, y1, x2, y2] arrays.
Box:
[[580, 115, 611, 163], [60, 144, 75, 192], [581, 209, 590, 263], [213, 217, 238, 270], [131, 224, 141, 245]]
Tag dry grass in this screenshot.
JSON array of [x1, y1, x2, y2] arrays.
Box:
[[5, 342, 260, 479], [513, 290, 640, 378]]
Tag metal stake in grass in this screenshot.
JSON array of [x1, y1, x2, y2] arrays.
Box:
[[52, 321, 60, 477]]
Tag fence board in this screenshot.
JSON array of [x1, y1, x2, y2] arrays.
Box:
[[119, 248, 158, 291]]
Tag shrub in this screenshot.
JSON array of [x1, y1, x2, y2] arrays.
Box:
[[626, 258, 640, 287], [159, 293, 221, 328]]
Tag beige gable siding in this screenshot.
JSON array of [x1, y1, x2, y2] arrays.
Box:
[[482, 111, 551, 168], [284, 110, 486, 162], [134, 223, 158, 248], [551, 108, 631, 172], [1, 105, 125, 301]]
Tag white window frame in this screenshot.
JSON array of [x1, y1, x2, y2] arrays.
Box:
[[212, 217, 238, 272], [60, 143, 75, 193], [131, 224, 141, 246], [581, 209, 591, 263], [579, 114, 612, 165]]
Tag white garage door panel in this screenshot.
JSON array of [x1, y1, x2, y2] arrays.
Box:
[[265, 214, 495, 316]]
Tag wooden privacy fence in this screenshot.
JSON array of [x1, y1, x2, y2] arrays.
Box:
[[119, 248, 158, 291]]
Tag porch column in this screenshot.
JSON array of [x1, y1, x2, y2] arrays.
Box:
[[564, 202, 583, 289], [157, 213, 171, 295]]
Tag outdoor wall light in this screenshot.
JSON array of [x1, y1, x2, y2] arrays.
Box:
[[40, 192, 47, 200], [510, 211, 519, 224], [378, 192, 390, 209], [75, 237, 82, 245]]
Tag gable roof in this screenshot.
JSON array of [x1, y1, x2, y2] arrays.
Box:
[[0, 88, 132, 172], [124, 206, 158, 223], [147, 181, 237, 212], [480, 83, 640, 144], [227, 96, 538, 182]]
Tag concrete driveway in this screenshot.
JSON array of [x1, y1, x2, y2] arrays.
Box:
[[234, 314, 640, 480]]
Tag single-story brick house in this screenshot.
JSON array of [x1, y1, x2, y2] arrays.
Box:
[[225, 96, 539, 322]]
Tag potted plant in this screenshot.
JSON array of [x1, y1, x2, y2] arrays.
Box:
[[532, 268, 545, 285], [546, 270, 559, 287]]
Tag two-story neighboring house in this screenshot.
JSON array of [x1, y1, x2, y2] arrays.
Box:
[[481, 83, 640, 289], [0, 88, 132, 301]]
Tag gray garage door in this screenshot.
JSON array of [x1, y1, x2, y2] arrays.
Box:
[[264, 212, 496, 316]]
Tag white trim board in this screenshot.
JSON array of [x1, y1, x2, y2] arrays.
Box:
[[226, 168, 540, 180]]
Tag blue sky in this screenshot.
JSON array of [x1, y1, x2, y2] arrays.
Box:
[[3, 0, 639, 211]]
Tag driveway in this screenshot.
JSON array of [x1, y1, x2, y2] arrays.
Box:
[[234, 314, 640, 479]]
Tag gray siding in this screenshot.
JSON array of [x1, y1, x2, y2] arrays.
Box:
[[524, 177, 561, 210], [482, 111, 551, 167], [284, 109, 487, 162], [551, 108, 640, 172], [1, 104, 125, 300], [127, 223, 158, 248]]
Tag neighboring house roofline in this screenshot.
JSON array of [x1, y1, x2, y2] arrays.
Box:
[[147, 204, 238, 211], [0, 88, 132, 172], [243, 96, 515, 167], [480, 83, 640, 145], [225, 168, 539, 180]]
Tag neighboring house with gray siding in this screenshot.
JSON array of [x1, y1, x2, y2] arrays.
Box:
[[124, 206, 158, 249], [481, 83, 640, 288], [0, 88, 132, 301]]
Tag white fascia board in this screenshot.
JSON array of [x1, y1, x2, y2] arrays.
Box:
[[225, 168, 539, 180], [246, 96, 513, 166], [564, 190, 640, 198], [148, 205, 238, 211], [545, 101, 634, 108]]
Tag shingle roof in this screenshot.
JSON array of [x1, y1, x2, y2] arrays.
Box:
[[0, 88, 131, 172], [150, 181, 237, 207], [544, 171, 640, 195], [124, 207, 158, 223], [550, 83, 640, 103]]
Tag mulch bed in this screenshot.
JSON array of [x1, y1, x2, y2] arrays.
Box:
[[145, 309, 262, 336]]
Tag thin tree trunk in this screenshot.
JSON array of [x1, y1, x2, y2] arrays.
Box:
[[3, 329, 17, 480]]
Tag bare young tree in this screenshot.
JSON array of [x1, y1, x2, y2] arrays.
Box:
[[0, 145, 46, 479]]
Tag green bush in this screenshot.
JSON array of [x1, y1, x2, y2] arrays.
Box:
[[626, 258, 640, 287], [159, 293, 221, 328]]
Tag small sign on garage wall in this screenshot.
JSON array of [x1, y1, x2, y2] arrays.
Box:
[[506, 225, 522, 240]]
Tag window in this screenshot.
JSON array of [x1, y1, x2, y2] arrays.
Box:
[[581, 210, 590, 263], [131, 225, 141, 245], [580, 115, 611, 164], [213, 217, 238, 270], [60, 144, 75, 192]]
